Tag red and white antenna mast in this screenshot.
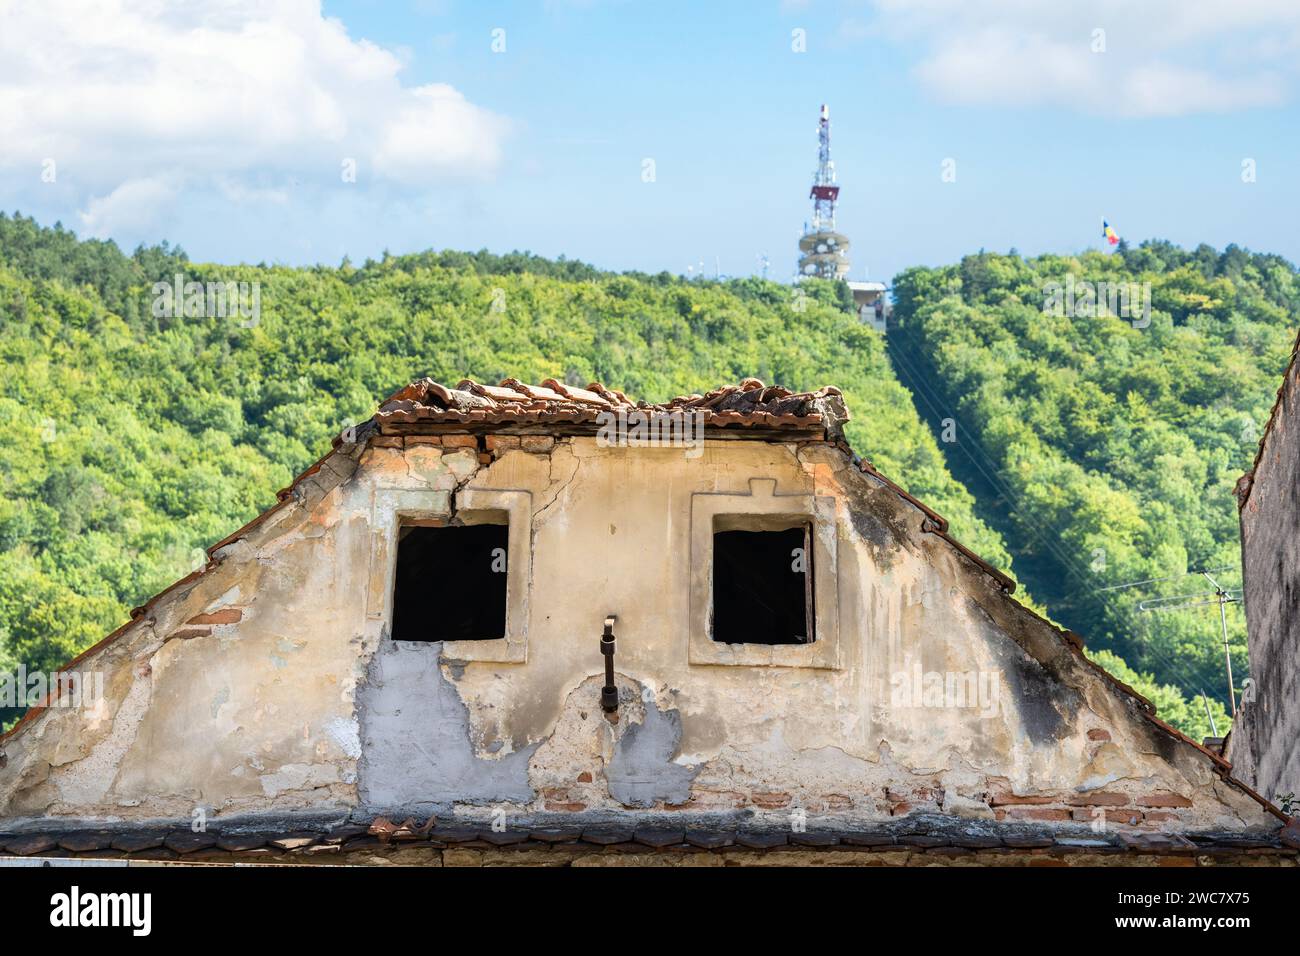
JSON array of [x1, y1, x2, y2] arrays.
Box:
[[798, 104, 851, 280]]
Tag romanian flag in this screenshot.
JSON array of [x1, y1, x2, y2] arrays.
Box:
[[1102, 220, 1120, 246]]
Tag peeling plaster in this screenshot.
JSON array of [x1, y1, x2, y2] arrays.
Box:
[[356, 640, 537, 813], [607, 692, 697, 807]]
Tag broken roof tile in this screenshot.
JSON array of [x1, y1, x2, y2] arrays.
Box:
[[373, 376, 846, 439]]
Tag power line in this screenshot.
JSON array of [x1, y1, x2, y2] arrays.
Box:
[[1096, 566, 1234, 593], [880, 333, 1235, 700], [1135, 571, 1241, 715]]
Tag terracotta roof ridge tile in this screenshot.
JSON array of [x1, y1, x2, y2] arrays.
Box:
[[496, 378, 564, 402], [586, 382, 632, 405], [540, 379, 613, 407]]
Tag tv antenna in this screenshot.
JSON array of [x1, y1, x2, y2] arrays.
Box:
[[1132, 570, 1242, 717], [1200, 689, 1219, 738]]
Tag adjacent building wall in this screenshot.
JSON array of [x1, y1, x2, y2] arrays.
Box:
[[1231, 339, 1300, 804], [0, 430, 1279, 835]]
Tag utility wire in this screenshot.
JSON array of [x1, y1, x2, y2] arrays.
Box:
[[881, 331, 1236, 700]]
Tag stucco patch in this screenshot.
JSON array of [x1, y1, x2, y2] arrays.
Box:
[[259, 762, 342, 797], [607, 697, 697, 808], [356, 639, 537, 812], [54, 673, 152, 808]]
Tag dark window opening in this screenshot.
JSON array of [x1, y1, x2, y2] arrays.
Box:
[[711, 525, 813, 645], [391, 523, 508, 641]]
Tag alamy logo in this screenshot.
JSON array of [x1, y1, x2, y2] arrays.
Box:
[[0, 666, 103, 711], [890, 661, 1001, 718], [151, 273, 260, 326], [595, 408, 705, 459], [50, 886, 151, 936], [1042, 275, 1150, 328]]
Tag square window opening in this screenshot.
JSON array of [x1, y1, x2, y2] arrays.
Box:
[[711, 524, 814, 645], [391, 522, 509, 642]]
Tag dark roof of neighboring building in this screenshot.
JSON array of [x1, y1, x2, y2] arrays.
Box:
[[1, 816, 1296, 866]]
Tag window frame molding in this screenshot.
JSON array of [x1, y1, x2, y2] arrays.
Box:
[[367, 485, 532, 663], [689, 478, 841, 669]]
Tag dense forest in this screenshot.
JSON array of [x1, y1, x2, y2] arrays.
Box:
[[891, 244, 1298, 735], [2, 214, 1287, 740]]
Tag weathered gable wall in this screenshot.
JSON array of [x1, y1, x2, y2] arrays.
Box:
[[0, 432, 1278, 834], [0, 442, 379, 821], [1231, 346, 1300, 804]]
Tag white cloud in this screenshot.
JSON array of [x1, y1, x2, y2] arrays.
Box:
[[0, 0, 509, 230], [78, 175, 180, 238], [868, 0, 1300, 117]]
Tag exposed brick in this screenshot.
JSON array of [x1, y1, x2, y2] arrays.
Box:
[[169, 628, 211, 641], [1006, 807, 1072, 822], [519, 435, 555, 453], [887, 787, 938, 804], [371, 436, 403, 447], [576, 771, 593, 784], [478, 453, 493, 465], [889, 801, 914, 816], [1067, 791, 1129, 807], [484, 435, 520, 451], [541, 787, 589, 813], [187, 608, 242, 626], [441, 434, 478, 448], [821, 793, 853, 810], [544, 800, 587, 813], [404, 435, 442, 446], [750, 792, 792, 809], [1138, 792, 1193, 808], [990, 790, 1055, 806], [1086, 729, 1112, 742], [665, 788, 746, 810], [1143, 810, 1181, 824]]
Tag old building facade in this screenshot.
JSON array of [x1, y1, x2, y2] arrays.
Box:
[[0, 376, 1291, 865]]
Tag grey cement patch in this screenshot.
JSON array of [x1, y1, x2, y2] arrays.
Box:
[[607, 698, 697, 808], [356, 640, 537, 813]]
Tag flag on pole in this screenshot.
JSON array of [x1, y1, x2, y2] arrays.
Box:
[[1102, 219, 1120, 246]]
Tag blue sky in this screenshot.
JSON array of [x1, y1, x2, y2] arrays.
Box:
[[3, 1, 1298, 283]]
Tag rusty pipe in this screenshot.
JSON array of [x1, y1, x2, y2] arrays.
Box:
[[600, 616, 618, 713]]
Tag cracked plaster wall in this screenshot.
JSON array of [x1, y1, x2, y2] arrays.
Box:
[[0, 434, 1279, 834]]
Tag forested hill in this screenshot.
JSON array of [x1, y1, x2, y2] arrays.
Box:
[[0, 213, 1003, 731], [891, 244, 1299, 735], [2, 216, 1288, 739]]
